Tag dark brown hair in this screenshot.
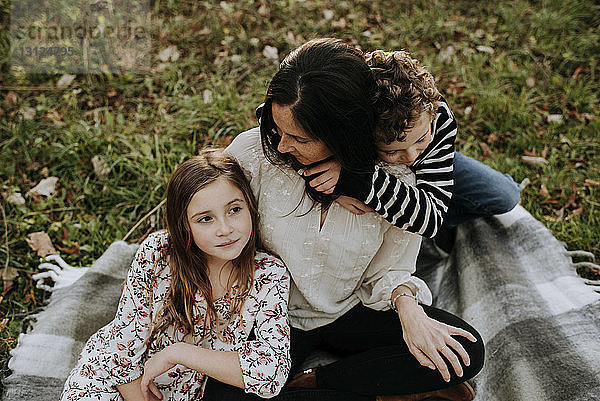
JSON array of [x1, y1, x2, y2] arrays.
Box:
[[366, 50, 441, 145], [146, 149, 259, 345], [259, 38, 379, 205]]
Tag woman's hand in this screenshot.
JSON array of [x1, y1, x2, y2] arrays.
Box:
[[396, 299, 477, 382], [140, 343, 181, 401], [303, 159, 342, 194], [335, 196, 375, 215]]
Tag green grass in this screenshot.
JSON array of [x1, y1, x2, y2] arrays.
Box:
[[1, 0, 599, 390]]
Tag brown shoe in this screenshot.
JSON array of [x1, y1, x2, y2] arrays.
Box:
[[376, 382, 475, 401], [287, 368, 317, 388]]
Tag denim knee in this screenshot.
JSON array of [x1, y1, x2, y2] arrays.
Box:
[[452, 152, 522, 217], [492, 173, 521, 214]]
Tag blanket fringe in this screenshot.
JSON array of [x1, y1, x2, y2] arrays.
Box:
[[564, 249, 600, 288], [571, 261, 600, 273], [564, 250, 596, 262]]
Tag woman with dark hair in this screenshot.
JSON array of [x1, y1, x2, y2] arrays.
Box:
[[216, 38, 484, 401]]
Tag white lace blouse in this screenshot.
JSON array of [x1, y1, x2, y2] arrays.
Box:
[[225, 128, 432, 331]]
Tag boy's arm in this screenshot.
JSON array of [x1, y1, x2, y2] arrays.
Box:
[[329, 102, 457, 238]]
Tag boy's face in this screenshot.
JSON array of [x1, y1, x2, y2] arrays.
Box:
[[376, 112, 433, 166]]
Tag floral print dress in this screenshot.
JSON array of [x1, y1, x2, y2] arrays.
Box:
[[61, 231, 291, 400]]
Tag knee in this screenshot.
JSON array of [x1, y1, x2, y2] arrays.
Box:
[[492, 174, 521, 214]]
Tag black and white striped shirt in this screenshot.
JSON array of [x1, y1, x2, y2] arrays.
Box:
[[335, 99, 457, 238]]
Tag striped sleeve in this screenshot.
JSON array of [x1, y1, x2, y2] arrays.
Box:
[[335, 100, 457, 237]]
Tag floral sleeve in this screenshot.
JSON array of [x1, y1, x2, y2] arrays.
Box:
[[99, 232, 166, 387], [237, 254, 291, 398]]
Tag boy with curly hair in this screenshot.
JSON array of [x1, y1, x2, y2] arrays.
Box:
[[304, 50, 522, 252]]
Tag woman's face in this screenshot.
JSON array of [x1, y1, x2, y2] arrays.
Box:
[[271, 102, 333, 166]]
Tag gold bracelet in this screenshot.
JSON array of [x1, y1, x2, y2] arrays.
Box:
[[391, 292, 418, 312]]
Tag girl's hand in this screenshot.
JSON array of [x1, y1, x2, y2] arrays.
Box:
[[140, 344, 180, 401], [335, 196, 375, 215], [303, 160, 342, 194], [397, 301, 477, 382]]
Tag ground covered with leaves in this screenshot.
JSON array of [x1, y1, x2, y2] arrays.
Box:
[[0, 0, 599, 391]]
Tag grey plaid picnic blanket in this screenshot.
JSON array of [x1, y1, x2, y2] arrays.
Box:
[[2, 206, 600, 400]]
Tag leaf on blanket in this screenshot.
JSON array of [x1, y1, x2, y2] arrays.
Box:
[[26, 231, 57, 257]]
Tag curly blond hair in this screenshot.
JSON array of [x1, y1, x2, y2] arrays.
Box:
[[365, 50, 441, 144]]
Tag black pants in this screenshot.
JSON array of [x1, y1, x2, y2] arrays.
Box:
[[203, 304, 485, 401]]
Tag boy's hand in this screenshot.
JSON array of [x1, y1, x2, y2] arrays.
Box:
[[336, 196, 375, 215], [303, 159, 341, 194]]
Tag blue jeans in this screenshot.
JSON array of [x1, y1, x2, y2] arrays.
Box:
[[444, 152, 521, 228], [433, 152, 521, 252]]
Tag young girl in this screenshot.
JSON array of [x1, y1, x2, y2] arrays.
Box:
[[60, 149, 291, 401]]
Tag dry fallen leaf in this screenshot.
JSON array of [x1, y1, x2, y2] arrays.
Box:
[[438, 45, 455, 64], [257, 1, 270, 17], [56, 74, 76, 88], [22, 107, 36, 120], [559, 134, 572, 146], [158, 46, 180, 63], [4, 91, 18, 106], [539, 183, 549, 198], [92, 155, 110, 179], [555, 207, 565, 222], [26, 231, 57, 257], [56, 243, 80, 255], [476, 45, 494, 54], [526, 77, 535, 88], [584, 179, 599, 187], [1, 266, 18, 295], [571, 207, 583, 216], [262, 45, 279, 60], [27, 176, 59, 198], [484, 132, 498, 145], [547, 114, 563, 124], [479, 142, 492, 157], [6, 192, 25, 205], [203, 89, 213, 104], [521, 156, 548, 168], [332, 18, 346, 29], [323, 9, 334, 20]]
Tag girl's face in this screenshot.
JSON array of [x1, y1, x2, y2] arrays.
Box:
[[186, 177, 252, 269], [271, 102, 333, 165], [376, 111, 433, 166]]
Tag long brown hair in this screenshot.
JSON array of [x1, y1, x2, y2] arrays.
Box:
[[146, 149, 259, 345]]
